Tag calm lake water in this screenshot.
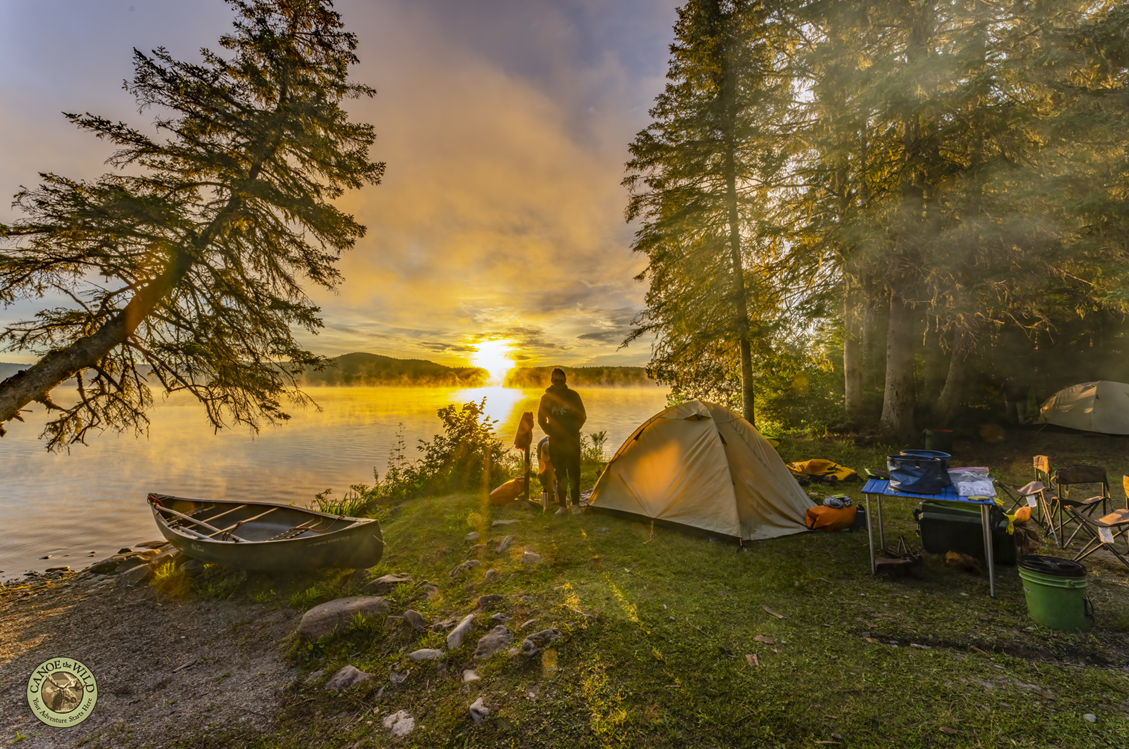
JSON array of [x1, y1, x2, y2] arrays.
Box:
[[0, 386, 668, 579]]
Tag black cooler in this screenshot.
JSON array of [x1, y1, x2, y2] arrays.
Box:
[[913, 500, 1017, 565]]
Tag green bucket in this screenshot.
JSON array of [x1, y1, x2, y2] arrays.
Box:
[[923, 428, 954, 453], [1018, 556, 1093, 631]]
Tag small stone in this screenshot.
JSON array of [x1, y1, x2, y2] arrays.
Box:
[[364, 572, 413, 596], [422, 584, 441, 599], [596, 527, 609, 534], [296, 596, 390, 642], [463, 669, 480, 682], [447, 614, 477, 650], [41, 555, 52, 560], [474, 625, 513, 659], [492, 519, 522, 526], [520, 618, 538, 629], [520, 595, 536, 604], [136, 540, 170, 549], [1084, 714, 1096, 723], [145, 547, 184, 570], [182, 558, 206, 578], [382, 710, 415, 737], [402, 609, 428, 631], [496, 535, 515, 554], [45, 566, 71, 573], [490, 612, 511, 624], [477, 594, 504, 610], [116, 564, 152, 589], [384, 615, 404, 630], [521, 627, 562, 656], [469, 697, 490, 724], [118, 548, 134, 554], [408, 648, 444, 661], [465, 532, 480, 541], [450, 560, 480, 577], [304, 669, 325, 684], [467, 544, 486, 556], [483, 569, 499, 583], [115, 549, 161, 573], [433, 617, 459, 632], [519, 550, 541, 566], [389, 668, 409, 686], [325, 665, 371, 692]]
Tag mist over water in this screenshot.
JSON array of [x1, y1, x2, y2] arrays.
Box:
[[0, 385, 669, 579]]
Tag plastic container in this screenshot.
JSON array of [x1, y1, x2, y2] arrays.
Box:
[[924, 428, 954, 453], [1018, 555, 1092, 631], [914, 500, 1017, 565]]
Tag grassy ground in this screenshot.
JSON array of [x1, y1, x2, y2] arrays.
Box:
[[173, 429, 1129, 748]]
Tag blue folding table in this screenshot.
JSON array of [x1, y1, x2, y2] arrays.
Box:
[[861, 478, 999, 598]]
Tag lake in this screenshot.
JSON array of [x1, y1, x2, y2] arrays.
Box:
[[0, 385, 669, 579]]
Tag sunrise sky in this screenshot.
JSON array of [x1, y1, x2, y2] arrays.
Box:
[[0, 0, 683, 370]]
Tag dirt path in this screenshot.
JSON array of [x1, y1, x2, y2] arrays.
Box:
[[0, 570, 298, 748]]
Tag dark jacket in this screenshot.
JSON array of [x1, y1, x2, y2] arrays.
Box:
[[537, 384, 586, 443]]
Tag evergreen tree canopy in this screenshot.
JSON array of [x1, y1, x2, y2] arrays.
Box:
[[0, 0, 383, 449]]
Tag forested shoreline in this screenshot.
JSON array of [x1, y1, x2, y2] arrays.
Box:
[[624, 0, 1129, 437]]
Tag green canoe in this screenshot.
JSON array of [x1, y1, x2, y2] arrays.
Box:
[[148, 493, 384, 572]]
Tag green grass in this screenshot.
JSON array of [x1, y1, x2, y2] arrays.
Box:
[[174, 432, 1129, 748]]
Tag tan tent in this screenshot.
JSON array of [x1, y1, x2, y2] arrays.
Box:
[[589, 400, 814, 541], [1037, 381, 1129, 435]]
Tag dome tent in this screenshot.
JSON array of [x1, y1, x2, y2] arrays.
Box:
[[589, 400, 814, 541], [1037, 381, 1129, 435]]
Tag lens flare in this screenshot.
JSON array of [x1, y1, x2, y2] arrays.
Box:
[[471, 339, 516, 386]]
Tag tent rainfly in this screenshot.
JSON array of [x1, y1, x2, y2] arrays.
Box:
[[1037, 381, 1129, 435], [588, 400, 814, 541]]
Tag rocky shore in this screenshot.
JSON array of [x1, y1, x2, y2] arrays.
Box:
[[0, 542, 298, 748]]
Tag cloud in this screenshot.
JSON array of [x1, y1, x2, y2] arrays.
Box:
[[577, 330, 630, 344], [0, 0, 682, 370]]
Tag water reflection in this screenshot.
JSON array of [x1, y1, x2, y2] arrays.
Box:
[[0, 385, 668, 578]]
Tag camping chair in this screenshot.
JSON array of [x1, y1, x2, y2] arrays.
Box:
[[996, 456, 1058, 546], [1050, 465, 1111, 549], [1068, 504, 1129, 570]]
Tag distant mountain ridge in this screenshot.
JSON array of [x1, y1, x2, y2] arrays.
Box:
[[0, 362, 29, 382], [301, 352, 488, 387], [504, 365, 658, 389], [0, 357, 658, 389]]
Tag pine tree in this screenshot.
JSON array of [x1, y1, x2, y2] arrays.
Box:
[[624, 0, 794, 426], [0, 0, 383, 449]]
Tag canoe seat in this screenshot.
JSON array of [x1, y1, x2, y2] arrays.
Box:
[[268, 527, 310, 541]]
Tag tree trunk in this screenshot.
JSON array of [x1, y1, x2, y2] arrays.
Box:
[[844, 281, 864, 425], [722, 35, 755, 426], [879, 1, 933, 440], [933, 326, 971, 425], [879, 290, 917, 440], [0, 249, 193, 433], [861, 298, 887, 420], [922, 318, 948, 411]]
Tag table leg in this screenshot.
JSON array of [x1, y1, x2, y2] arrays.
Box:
[[865, 494, 875, 574], [877, 495, 885, 554], [981, 504, 996, 598]]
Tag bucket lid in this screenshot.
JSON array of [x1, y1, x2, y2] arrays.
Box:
[[1018, 555, 1086, 578], [900, 449, 951, 459]]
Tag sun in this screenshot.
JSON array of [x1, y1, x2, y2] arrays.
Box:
[[471, 339, 516, 385]]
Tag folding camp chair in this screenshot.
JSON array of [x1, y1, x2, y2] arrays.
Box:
[[996, 456, 1058, 545], [1050, 465, 1111, 549], [1069, 505, 1129, 570]]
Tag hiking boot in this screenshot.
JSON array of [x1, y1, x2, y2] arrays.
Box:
[[571, 505, 582, 515], [554, 505, 568, 517]]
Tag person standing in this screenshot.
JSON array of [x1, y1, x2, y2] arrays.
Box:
[[537, 367, 586, 515]]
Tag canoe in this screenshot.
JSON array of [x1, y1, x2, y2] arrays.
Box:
[[147, 493, 384, 572]]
